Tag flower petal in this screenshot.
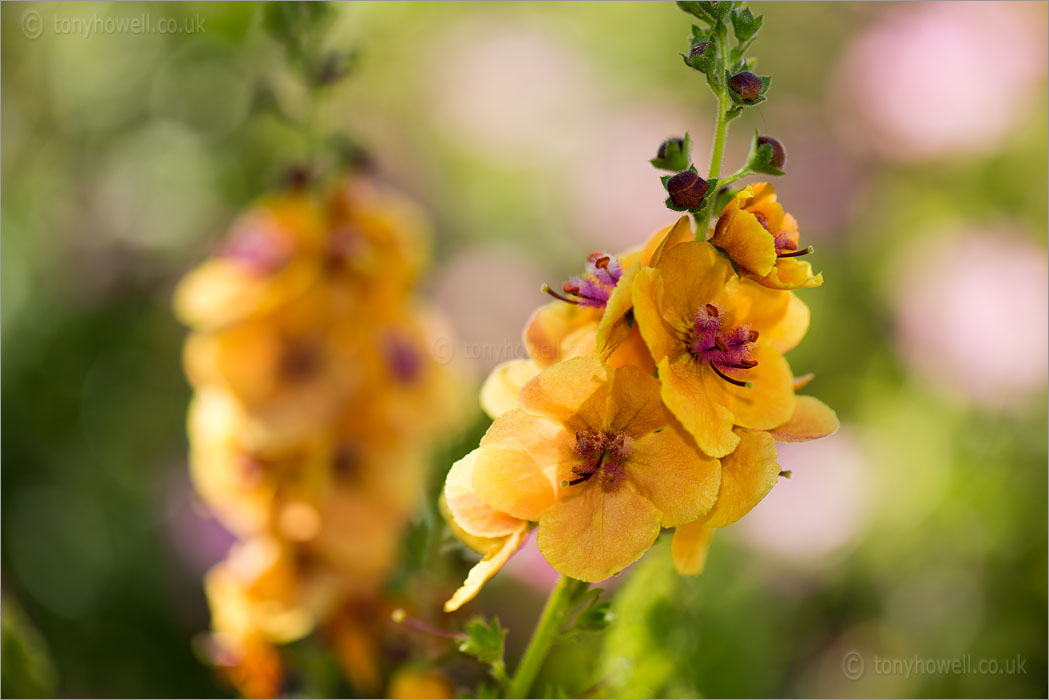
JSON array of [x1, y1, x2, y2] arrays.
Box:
[[657, 242, 735, 327], [765, 292, 810, 354], [628, 423, 721, 527], [711, 200, 778, 277], [445, 449, 525, 538], [596, 263, 640, 357], [524, 302, 601, 368], [537, 483, 661, 582], [701, 341, 796, 431], [473, 410, 576, 521], [640, 215, 693, 268], [631, 267, 680, 363], [768, 395, 839, 443], [658, 355, 739, 458], [703, 428, 780, 528], [671, 520, 714, 576], [479, 359, 542, 418], [444, 523, 530, 612], [605, 364, 674, 437], [518, 357, 610, 431], [752, 258, 823, 290]]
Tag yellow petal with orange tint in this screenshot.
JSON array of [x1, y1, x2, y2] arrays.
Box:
[[671, 520, 714, 576], [711, 204, 778, 277], [631, 267, 680, 362], [656, 242, 734, 326], [537, 482, 661, 582], [703, 428, 780, 528], [701, 341, 796, 431], [474, 410, 576, 521], [768, 395, 839, 443], [765, 292, 810, 354], [604, 364, 673, 437], [524, 302, 600, 368], [658, 355, 739, 459], [444, 523, 530, 612], [444, 450, 524, 538], [643, 215, 693, 268], [628, 423, 722, 527], [517, 357, 609, 431], [479, 359, 542, 418], [596, 263, 640, 357], [752, 258, 823, 290]]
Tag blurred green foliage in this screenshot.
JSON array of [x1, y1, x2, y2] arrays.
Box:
[[2, 2, 1046, 698]]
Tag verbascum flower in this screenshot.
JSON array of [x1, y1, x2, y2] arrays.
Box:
[[671, 395, 839, 574], [444, 357, 721, 600], [632, 240, 808, 457], [179, 174, 464, 696], [709, 183, 823, 290], [175, 195, 327, 332], [478, 217, 695, 420]]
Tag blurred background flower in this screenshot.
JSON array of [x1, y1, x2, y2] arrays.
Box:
[[2, 2, 1045, 698]]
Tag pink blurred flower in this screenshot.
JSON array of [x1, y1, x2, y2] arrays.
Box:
[[427, 20, 600, 161], [735, 430, 869, 563], [834, 2, 1047, 161], [893, 229, 1048, 408]]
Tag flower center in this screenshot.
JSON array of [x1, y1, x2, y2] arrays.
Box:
[[565, 429, 633, 489], [222, 215, 297, 274], [383, 332, 423, 384], [543, 253, 623, 309], [750, 209, 812, 258], [689, 303, 758, 388]]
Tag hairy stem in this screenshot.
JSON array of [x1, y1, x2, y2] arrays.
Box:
[[507, 575, 583, 698]]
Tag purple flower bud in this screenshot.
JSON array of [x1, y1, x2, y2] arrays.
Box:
[[657, 138, 685, 160], [667, 170, 710, 209], [757, 136, 786, 168], [728, 71, 763, 103]]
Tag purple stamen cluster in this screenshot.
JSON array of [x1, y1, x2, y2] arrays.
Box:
[[559, 253, 624, 309], [689, 303, 758, 386], [569, 429, 634, 488], [383, 332, 423, 384]]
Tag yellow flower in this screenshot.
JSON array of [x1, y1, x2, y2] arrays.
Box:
[[709, 183, 823, 290], [388, 667, 456, 699], [183, 285, 365, 447], [524, 216, 694, 372], [671, 394, 839, 575], [632, 240, 806, 458], [466, 358, 721, 582], [174, 195, 327, 332]]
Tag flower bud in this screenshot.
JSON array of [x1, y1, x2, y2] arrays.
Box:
[[657, 138, 685, 160], [667, 170, 710, 209], [757, 136, 786, 169], [689, 42, 709, 60], [728, 71, 763, 103]]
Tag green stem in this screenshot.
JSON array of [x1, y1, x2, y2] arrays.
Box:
[[507, 575, 581, 699], [695, 31, 732, 240]]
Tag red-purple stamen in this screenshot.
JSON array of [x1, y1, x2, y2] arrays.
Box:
[[383, 332, 423, 383], [221, 216, 296, 274], [565, 429, 633, 488], [543, 252, 624, 309], [689, 303, 757, 388]]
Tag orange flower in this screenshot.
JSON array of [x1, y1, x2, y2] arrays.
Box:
[[632, 240, 807, 458], [174, 195, 326, 332], [671, 394, 839, 575], [465, 358, 721, 582], [524, 216, 694, 372], [709, 183, 822, 290]]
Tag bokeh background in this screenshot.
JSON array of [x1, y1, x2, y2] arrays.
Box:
[[2, 2, 1047, 697]]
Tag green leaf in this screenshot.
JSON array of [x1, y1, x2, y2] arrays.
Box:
[[458, 617, 507, 668], [263, 2, 334, 61], [730, 7, 763, 43], [676, 1, 715, 22], [650, 133, 693, 172], [725, 106, 743, 122]]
